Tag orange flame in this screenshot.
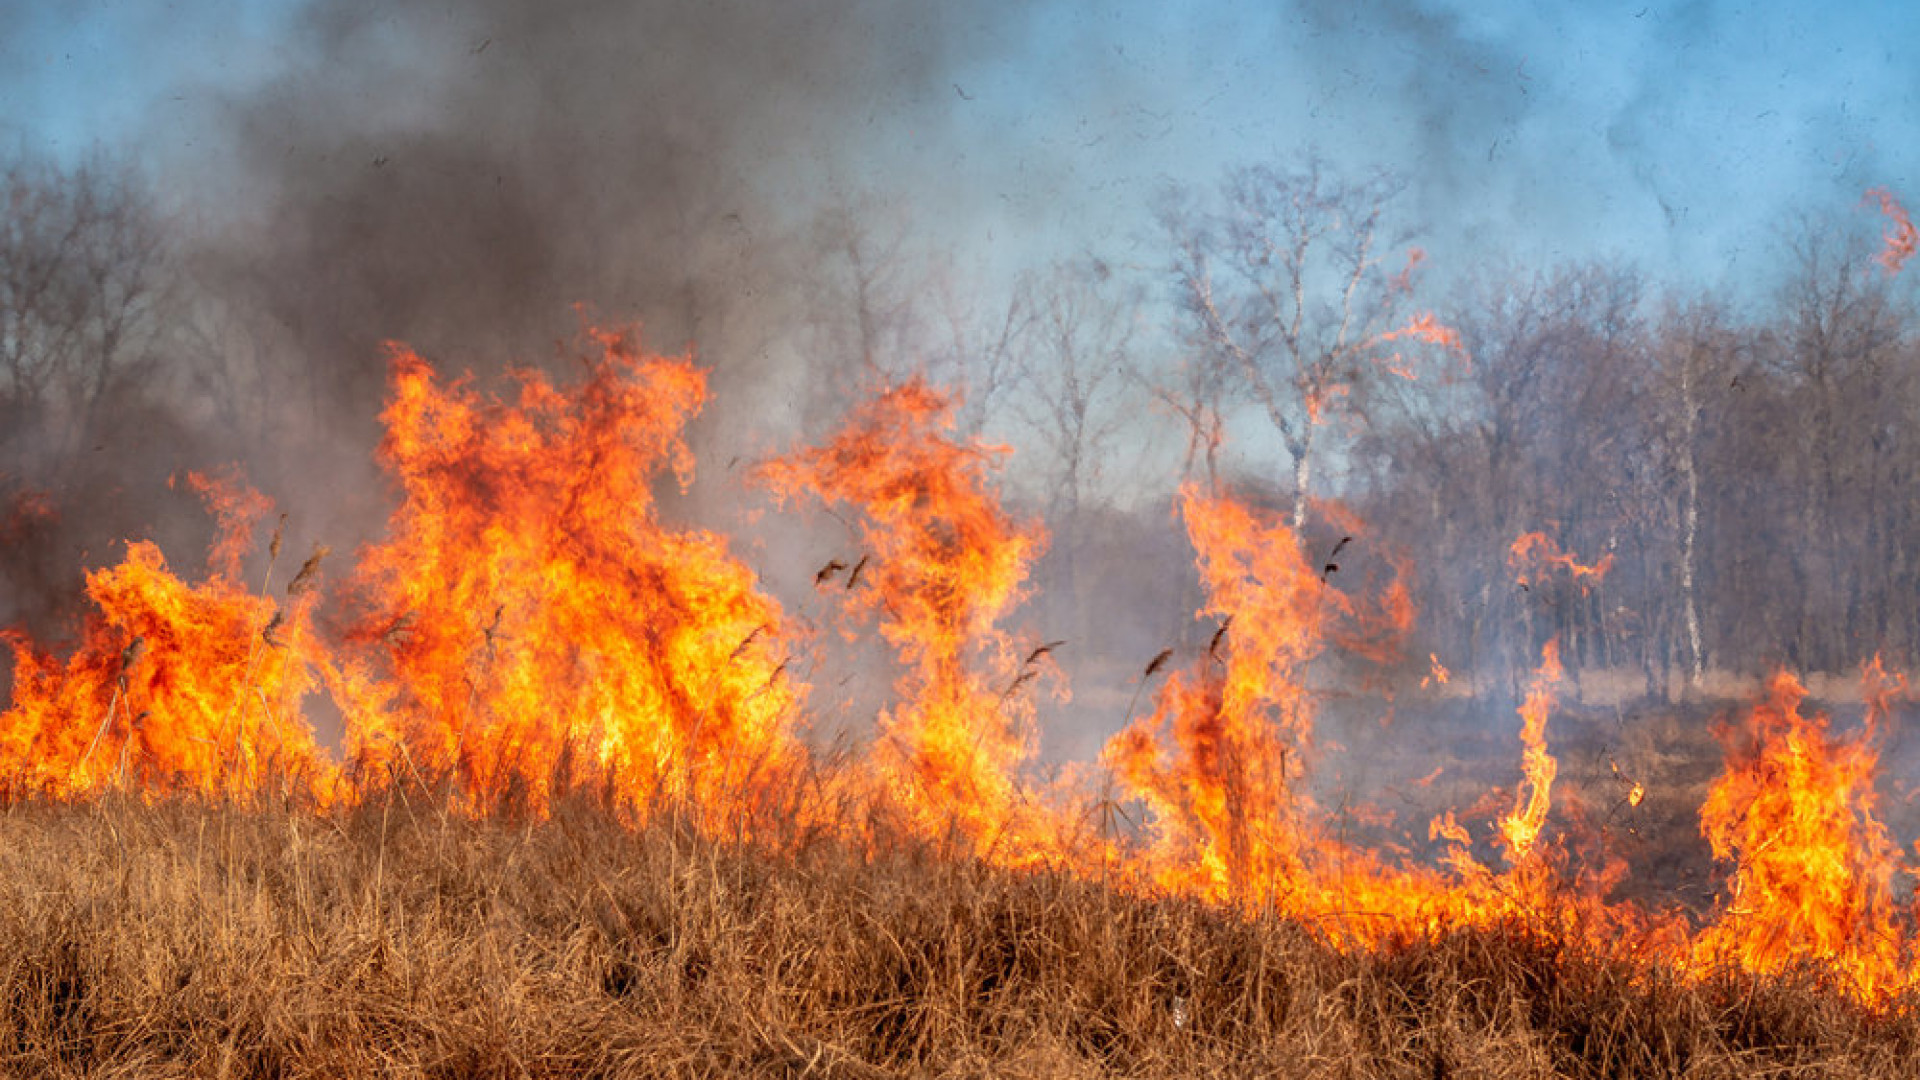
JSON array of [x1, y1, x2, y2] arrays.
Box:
[[1382, 311, 1465, 354], [1377, 312, 1469, 380], [1103, 488, 1328, 905], [0, 472, 334, 802], [332, 330, 803, 824], [1509, 531, 1613, 593], [1863, 187, 1917, 276], [1101, 488, 1421, 921], [761, 379, 1057, 863], [1692, 663, 1913, 1003], [1498, 638, 1563, 864]]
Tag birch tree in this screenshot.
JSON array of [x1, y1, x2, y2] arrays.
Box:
[[1650, 297, 1740, 689], [1159, 158, 1445, 531]]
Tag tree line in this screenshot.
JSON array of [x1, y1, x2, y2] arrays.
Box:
[[3, 149, 1916, 699]]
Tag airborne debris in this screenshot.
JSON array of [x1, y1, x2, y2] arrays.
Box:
[[1142, 647, 1174, 680], [1321, 535, 1352, 580], [1206, 616, 1231, 660], [1024, 640, 1066, 666]]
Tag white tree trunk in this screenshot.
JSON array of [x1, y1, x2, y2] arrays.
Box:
[[1290, 424, 1315, 533], [1679, 362, 1705, 687]]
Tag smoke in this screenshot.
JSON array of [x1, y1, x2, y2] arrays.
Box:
[[180, 1, 1018, 437], [9, 0, 1920, 719], [1, 0, 1030, 655]]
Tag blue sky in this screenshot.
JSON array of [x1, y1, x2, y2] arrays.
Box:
[[1, 1, 297, 156], [4, 0, 1917, 306]]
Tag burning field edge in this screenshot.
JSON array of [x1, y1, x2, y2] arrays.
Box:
[[7, 325, 1920, 1074], [0, 794, 1915, 1080]]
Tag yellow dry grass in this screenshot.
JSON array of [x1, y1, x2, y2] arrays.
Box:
[[0, 792, 1914, 1078]]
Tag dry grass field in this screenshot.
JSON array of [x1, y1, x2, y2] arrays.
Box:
[[1, 790, 1916, 1079], [3, 341, 1915, 1076]]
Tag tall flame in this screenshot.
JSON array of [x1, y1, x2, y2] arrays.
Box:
[[0, 471, 334, 802], [1103, 487, 1326, 905], [761, 380, 1057, 862], [332, 330, 803, 824], [1692, 661, 1912, 1003], [1498, 638, 1564, 864], [1101, 486, 1425, 919]]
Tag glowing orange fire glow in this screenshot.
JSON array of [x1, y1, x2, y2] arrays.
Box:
[[0, 471, 335, 802], [1102, 487, 1331, 905], [1864, 187, 1917, 275], [8, 332, 1920, 1011], [330, 330, 803, 824], [1498, 638, 1563, 864], [1690, 661, 1914, 1003], [761, 379, 1059, 863], [1509, 532, 1613, 592]]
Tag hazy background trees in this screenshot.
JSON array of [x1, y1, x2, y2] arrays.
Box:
[[5, 145, 1920, 708], [1157, 160, 1435, 530], [0, 151, 211, 645]]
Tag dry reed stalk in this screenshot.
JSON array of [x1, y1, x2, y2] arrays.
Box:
[[216, 521, 289, 791]]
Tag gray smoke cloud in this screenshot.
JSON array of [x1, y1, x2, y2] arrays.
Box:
[[7, 0, 1919, 676], [189, 0, 1001, 418], [106, 0, 1066, 569]]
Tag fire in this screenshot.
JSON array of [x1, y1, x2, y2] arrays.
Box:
[[1692, 662, 1913, 1003], [1100, 487, 1440, 928], [9, 327, 1920, 1011], [1382, 311, 1467, 356], [331, 330, 803, 825], [0, 471, 335, 802], [1376, 311, 1468, 381], [1508, 531, 1613, 592], [1498, 638, 1564, 864], [1863, 187, 1917, 275], [1411, 632, 1629, 940], [761, 379, 1059, 863], [1102, 488, 1330, 905]]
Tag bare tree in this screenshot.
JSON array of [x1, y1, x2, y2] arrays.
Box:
[[1764, 224, 1907, 669], [1159, 158, 1444, 531], [0, 152, 171, 473], [798, 200, 924, 432], [1002, 258, 1142, 631], [804, 200, 1029, 439], [171, 276, 278, 441], [0, 152, 192, 647], [1648, 296, 1741, 690], [1008, 258, 1139, 519], [1150, 337, 1232, 495], [922, 268, 1030, 438]]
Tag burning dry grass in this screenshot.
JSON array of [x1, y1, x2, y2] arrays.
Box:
[[0, 793, 1916, 1079], [10, 327, 1920, 1073]]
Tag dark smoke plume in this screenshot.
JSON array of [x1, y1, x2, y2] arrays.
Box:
[[192, 0, 1008, 448]]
